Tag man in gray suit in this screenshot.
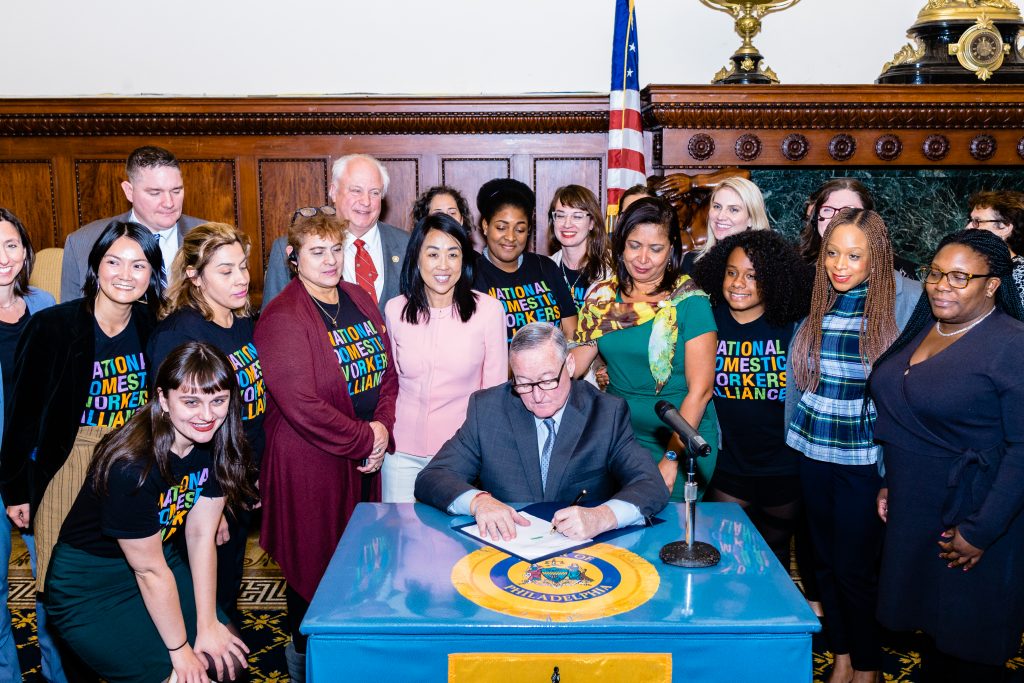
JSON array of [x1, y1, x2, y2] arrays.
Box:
[[60, 145, 204, 302], [262, 153, 409, 314], [416, 323, 669, 541]]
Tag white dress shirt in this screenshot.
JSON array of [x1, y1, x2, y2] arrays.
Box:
[[130, 210, 177, 280]]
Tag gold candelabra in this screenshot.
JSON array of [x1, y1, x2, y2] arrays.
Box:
[[699, 0, 803, 84]]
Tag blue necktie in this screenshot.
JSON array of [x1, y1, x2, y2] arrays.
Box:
[[540, 418, 556, 491]]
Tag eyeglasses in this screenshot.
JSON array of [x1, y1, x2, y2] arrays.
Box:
[[818, 205, 857, 221], [292, 205, 336, 222], [551, 211, 591, 224], [967, 218, 1006, 229], [511, 359, 568, 395], [919, 266, 993, 289]]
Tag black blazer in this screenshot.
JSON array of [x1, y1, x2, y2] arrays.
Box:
[[0, 299, 156, 519], [415, 380, 669, 518]]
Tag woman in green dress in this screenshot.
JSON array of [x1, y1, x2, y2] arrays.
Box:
[[572, 197, 718, 501]]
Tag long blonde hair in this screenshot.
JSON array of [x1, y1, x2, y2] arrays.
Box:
[[696, 177, 770, 260], [163, 222, 253, 320]]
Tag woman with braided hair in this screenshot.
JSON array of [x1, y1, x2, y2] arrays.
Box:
[[784, 208, 921, 683], [870, 229, 1024, 681]]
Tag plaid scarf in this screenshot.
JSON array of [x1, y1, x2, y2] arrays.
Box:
[[575, 274, 707, 393]]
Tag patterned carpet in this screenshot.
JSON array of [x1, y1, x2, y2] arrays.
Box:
[[7, 532, 1023, 682]]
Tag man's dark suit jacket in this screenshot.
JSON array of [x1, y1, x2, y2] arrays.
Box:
[[60, 211, 205, 302], [415, 380, 669, 519], [261, 222, 409, 314]]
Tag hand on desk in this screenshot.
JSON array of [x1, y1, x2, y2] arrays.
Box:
[[473, 495, 529, 541], [551, 504, 617, 540]]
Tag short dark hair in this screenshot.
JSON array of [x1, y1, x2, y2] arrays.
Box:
[[399, 213, 479, 324], [611, 196, 685, 296], [125, 146, 180, 183], [0, 208, 36, 297], [798, 178, 875, 264], [412, 186, 473, 230], [618, 184, 653, 213], [82, 220, 164, 317], [476, 178, 535, 234], [968, 190, 1024, 257]]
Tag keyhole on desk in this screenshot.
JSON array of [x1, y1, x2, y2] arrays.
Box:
[[551, 665, 560, 682]]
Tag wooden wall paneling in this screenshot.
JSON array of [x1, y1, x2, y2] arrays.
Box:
[[178, 159, 238, 227], [532, 157, 604, 255], [440, 156, 513, 250], [257, 158, 331, 276], [74, 159, 129, 228], [0, 160, 58, 249], [378, 158, 420, 231]]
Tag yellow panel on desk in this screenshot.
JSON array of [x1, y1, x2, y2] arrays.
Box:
[[448, 653, 671, 682]]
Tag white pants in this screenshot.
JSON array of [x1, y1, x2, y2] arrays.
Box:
[[381, 450, 432, 503]]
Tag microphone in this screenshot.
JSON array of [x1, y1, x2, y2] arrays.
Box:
[[655, 400, 711, 458]]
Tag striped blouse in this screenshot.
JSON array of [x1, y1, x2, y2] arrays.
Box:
[[786, 282, 880, 466]]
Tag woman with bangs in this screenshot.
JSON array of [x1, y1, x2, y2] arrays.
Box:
[[547, 184, 613, 312], [383, 213, 506, 502], [1, 220, 164, 600], [46, 341, 253, 683], [572, 197, 718, 501], [255, 207, 397, 681], [149, 222, 264, 624], [785, 208, 921, 683], [472, 178, 577, 344], [692, 230, 811, 570]]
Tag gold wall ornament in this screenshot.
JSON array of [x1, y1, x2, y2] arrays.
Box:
[[878, 0, 1024, 82], [949, 14, 1011, 79], [699, 0, 802, 84], [882, 37, 927, 73], [919, 0, 1021, 23]]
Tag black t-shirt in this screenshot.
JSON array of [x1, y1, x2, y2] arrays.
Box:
[[147, 309, 266, 463], [711, 305, 799, 477], [314, 291, 387, 422], [556, 262, 594, 314], [59, 442, 223, 558], [472, 252, 577, 343], [81, 320, 147, 429], [0, 309, 29, 408]]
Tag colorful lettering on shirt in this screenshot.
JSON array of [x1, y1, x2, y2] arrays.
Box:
[[327, 320, 388, 396], [714, 338, 787, 401], [81, 353, 148, 428], [227, 342, 266, 422], [158, 467, 210, 542], [487, 281, 563, 339]]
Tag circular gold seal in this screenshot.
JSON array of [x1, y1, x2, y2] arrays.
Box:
[[451, 543, 660, 622]]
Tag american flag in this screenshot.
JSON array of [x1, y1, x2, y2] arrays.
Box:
[[607, 0, 646, 223]]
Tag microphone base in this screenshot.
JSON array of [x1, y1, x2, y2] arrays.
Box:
[[659, 541, 721, 568]]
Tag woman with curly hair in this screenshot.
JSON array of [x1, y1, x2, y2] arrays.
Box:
[[870, 230, 1024, 681], [785, 208, 921, 683], [411, 185, 474, 233], [692, 230, 811, 569]]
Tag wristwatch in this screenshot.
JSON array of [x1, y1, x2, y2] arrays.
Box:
[[663, 450, 678, 462]]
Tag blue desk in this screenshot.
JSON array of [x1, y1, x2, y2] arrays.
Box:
[[304, 502, 820, 682]]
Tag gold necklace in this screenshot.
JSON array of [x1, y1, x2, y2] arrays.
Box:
[[311, 295, 341, 327]]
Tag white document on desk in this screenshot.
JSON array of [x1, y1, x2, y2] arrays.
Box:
[[460, 511, 592, 562]]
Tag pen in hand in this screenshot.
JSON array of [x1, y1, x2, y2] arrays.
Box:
[[550, 489, 587, 534]]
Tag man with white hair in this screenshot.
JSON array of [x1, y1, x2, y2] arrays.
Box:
[[262, 154, 409, 312]]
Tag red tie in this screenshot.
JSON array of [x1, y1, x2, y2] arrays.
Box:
[[353, 239, 378, 305]]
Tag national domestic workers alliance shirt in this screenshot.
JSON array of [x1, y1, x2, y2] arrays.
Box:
[[81, 321, 147, 429], [59, 442, 222, 557], [314, 291, 388, 421], [473, 251, 576, 343]]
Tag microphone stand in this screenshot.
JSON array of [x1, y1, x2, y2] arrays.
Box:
[[658, 437, 721, 569]]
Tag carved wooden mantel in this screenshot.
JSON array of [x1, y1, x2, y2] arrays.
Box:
[[642, 84, 1024, 169]]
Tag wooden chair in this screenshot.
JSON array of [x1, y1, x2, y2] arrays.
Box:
[[29, 247, 63, 302]]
